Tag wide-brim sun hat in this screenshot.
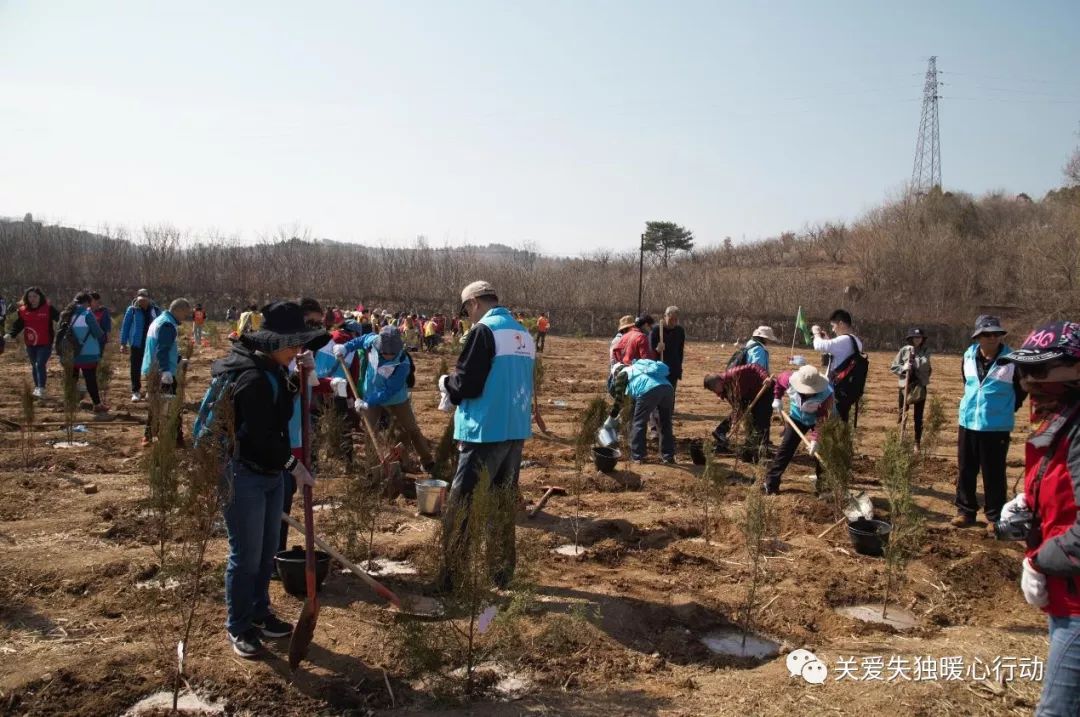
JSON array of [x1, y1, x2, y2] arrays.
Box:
[[752, 326, 779, 343], [789, 365, 829, 394], [617, 315, 635, 331], [242, 301, 330, 353], [1000, 321, 1080, 366]]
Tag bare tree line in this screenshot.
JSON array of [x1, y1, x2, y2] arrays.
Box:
[[2, 187, 1077, 351]]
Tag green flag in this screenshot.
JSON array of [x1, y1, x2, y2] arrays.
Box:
[[794, 306, 812, 346]]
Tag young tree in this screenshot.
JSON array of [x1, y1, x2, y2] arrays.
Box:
[[879, 429, 923, 620], [642, 221, 694, 268]]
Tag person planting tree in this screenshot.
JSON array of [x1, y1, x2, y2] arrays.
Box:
[[204, 300, 325, 658], [437, 281, 535, 591], [992, 321, 1080, 715], [141, 298, 192, 446], [625, 358, 676, 464], [704, 362, 772, 460], [5, 286, 60, 398], [119, 289, 162, 402], [953, 315, 1027, 534], [889, 328, 932, 451], [763, 365, 835, 495]]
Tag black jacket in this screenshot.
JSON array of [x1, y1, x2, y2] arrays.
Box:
[[649, 324, 686, 381], [213, 343, 297, 473], [446, 322, 496, 404]]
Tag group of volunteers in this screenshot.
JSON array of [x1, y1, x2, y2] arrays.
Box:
[[167, 281, 535, 659]]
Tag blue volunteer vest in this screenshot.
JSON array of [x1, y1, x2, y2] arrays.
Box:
[[363, 344, 410, 406], [454, 307, 535, 443], [746, 340, 769, 372], [958, 344, 1016, 432], [141, 311, 180, 377], [788, 384, 833, 427]]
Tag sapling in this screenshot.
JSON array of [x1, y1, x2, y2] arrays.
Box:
[[920, 394, 947, 460], [96, 346, 115, 407], [571, 398, 607, 551], [700, 448, 726, 544], [20, 380, 34, 468], [60, 347, 78, 446], [878, 428, 924, 620], [431, 413, 459, 485], [740, 470, 771, 649], [145, 367, 184, 566], [817, 417, 854, 519]]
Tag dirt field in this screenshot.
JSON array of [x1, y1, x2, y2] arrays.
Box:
[[0, 330, 1048, 716]]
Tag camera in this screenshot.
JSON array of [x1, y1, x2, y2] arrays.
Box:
[[993, 508, 1034, 541]]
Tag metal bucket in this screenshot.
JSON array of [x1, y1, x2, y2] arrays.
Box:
[[416, 479, 449, 515]]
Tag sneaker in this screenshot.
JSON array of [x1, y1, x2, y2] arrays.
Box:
[[228, 628, 263, 658], [661, 456, 676, 465], [950, 514, 975, 528], [32, 387, 44, 399], [253, 614, 293, 638], [131, 392, 142, 402]]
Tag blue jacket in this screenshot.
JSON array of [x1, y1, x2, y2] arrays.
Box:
[[625, 359, 672, 398], [70, 306, 105, 365], [959, 344, 1018, 432], [450, 307, 535, 443], [120, 302, 162, 348], [141, 311, 180, 377], [746, 340, 769, 372], [342, 333, 411, 407]]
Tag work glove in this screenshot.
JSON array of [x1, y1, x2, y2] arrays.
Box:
[[1021, 557, 1049, 608], [354, 398, 368, 412], [161, 372, 174, 385], [807, 440, 818, 456], [1000, 493, 1028, 523], [332, 343, 347, 358], [810, 325, 822, 336], [291, 460, 316, 488], [771, 398, 782, 411], [438, 375, 452, 412], [297, 350, 315, 370], [330, 377, 347, 398]]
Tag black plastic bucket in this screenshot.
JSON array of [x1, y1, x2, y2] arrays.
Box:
[[847, 519, 892, 557], [689, 440, 706, 466], [274, 548, 332, 597], [593, 446, 620, 473]]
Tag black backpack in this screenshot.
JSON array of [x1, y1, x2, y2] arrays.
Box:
[[54, 312, 83, 359], [832, 336, 869, 401], [725, 341, 757, 370]]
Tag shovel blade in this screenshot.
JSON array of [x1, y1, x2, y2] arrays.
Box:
[[597, 426, 618, 447], [842, 491, 873, 521], [288, 597, 319, 670]]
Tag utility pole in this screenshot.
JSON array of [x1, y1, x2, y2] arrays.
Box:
[[911, 56, 942, 195], [637, 233, 645, 317]]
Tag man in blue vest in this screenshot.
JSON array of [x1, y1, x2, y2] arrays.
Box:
[[142, 298, 192, 446], [954, 315, 1028, 535], [437, 281, 535, 590]]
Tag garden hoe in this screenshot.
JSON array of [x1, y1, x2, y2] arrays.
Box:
[[289, 363, 318, 670]]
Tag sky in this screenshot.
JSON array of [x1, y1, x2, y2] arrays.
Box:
[[2, 0, 1078, 256]]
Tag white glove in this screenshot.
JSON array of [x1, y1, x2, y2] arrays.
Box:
[[771, 398, 782, 411], [161, 371, 174, 385], [354, 398, 368, 412], [297, 350, 315, 370], [305, 368, 320, 388], [810, 325, 822, 335], [807, 440, 818, 456], [438, 375, 452, 412], [1021, 557, 1049, 608], [330, 377, 347, 398], [291, 461, 316, 488], [332, 343, 347, 358], [1001, 493, 1028, 523]]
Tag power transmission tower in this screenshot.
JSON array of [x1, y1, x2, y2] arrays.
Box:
[[911, 56, 942, 194]]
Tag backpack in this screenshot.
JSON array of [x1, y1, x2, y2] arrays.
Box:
[[54, 311, 83, 359], [193, 367, 278, 447], [832, 336, 870, 401], [726, 344, 752, 370]]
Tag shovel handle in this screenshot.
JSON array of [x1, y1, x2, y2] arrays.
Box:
[[779, 410, 830, 471], [282, 512, 402, 608], [336, 354, 387, 460], [817, 516, 846, 539], [298, 363, 317, 604]]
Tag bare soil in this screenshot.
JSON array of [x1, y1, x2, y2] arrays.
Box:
[[0, 332, 1046, 716]]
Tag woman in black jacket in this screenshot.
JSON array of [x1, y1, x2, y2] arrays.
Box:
[[213, 301, 327, 658]]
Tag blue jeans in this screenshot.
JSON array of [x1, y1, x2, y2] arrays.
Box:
[[222, 460, 284, 636], [1039, 615, 1080, 716], [26, 345, 51, 388], [630, 384, 675, 461]]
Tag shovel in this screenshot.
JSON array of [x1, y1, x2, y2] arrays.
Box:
[[337, 355, 404, 485], [288, 363, 318, 670]]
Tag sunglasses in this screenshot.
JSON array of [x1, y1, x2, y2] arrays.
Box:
[[1016, 357, 1078, 379]]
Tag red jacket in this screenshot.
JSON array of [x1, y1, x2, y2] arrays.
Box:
[[16, 302, 56, 347], [1025, 409, 1080, 617], [706, 364, 769, 407], [615, 328, 655, 365]]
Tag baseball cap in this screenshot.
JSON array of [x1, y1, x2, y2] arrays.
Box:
[[1000, 321, 1080, 365], [459, 281, 497, 316]]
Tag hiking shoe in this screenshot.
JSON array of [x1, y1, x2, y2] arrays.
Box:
[[93, 404, 109, 414], [32, 387, 44, 399], [661, 456, 676, 465], [228, 628, 263, 658], [253, 614, 293, 638], [950, 514, 975, 528], [985, 522, 998, 539], [131, 392, 142, 402]]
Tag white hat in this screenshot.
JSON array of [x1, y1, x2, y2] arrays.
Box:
[[752, 325, 779, 343], [789, 365, 829, 394]]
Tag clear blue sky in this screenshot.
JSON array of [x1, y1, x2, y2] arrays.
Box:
[[2, 0, 1078, 255]]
